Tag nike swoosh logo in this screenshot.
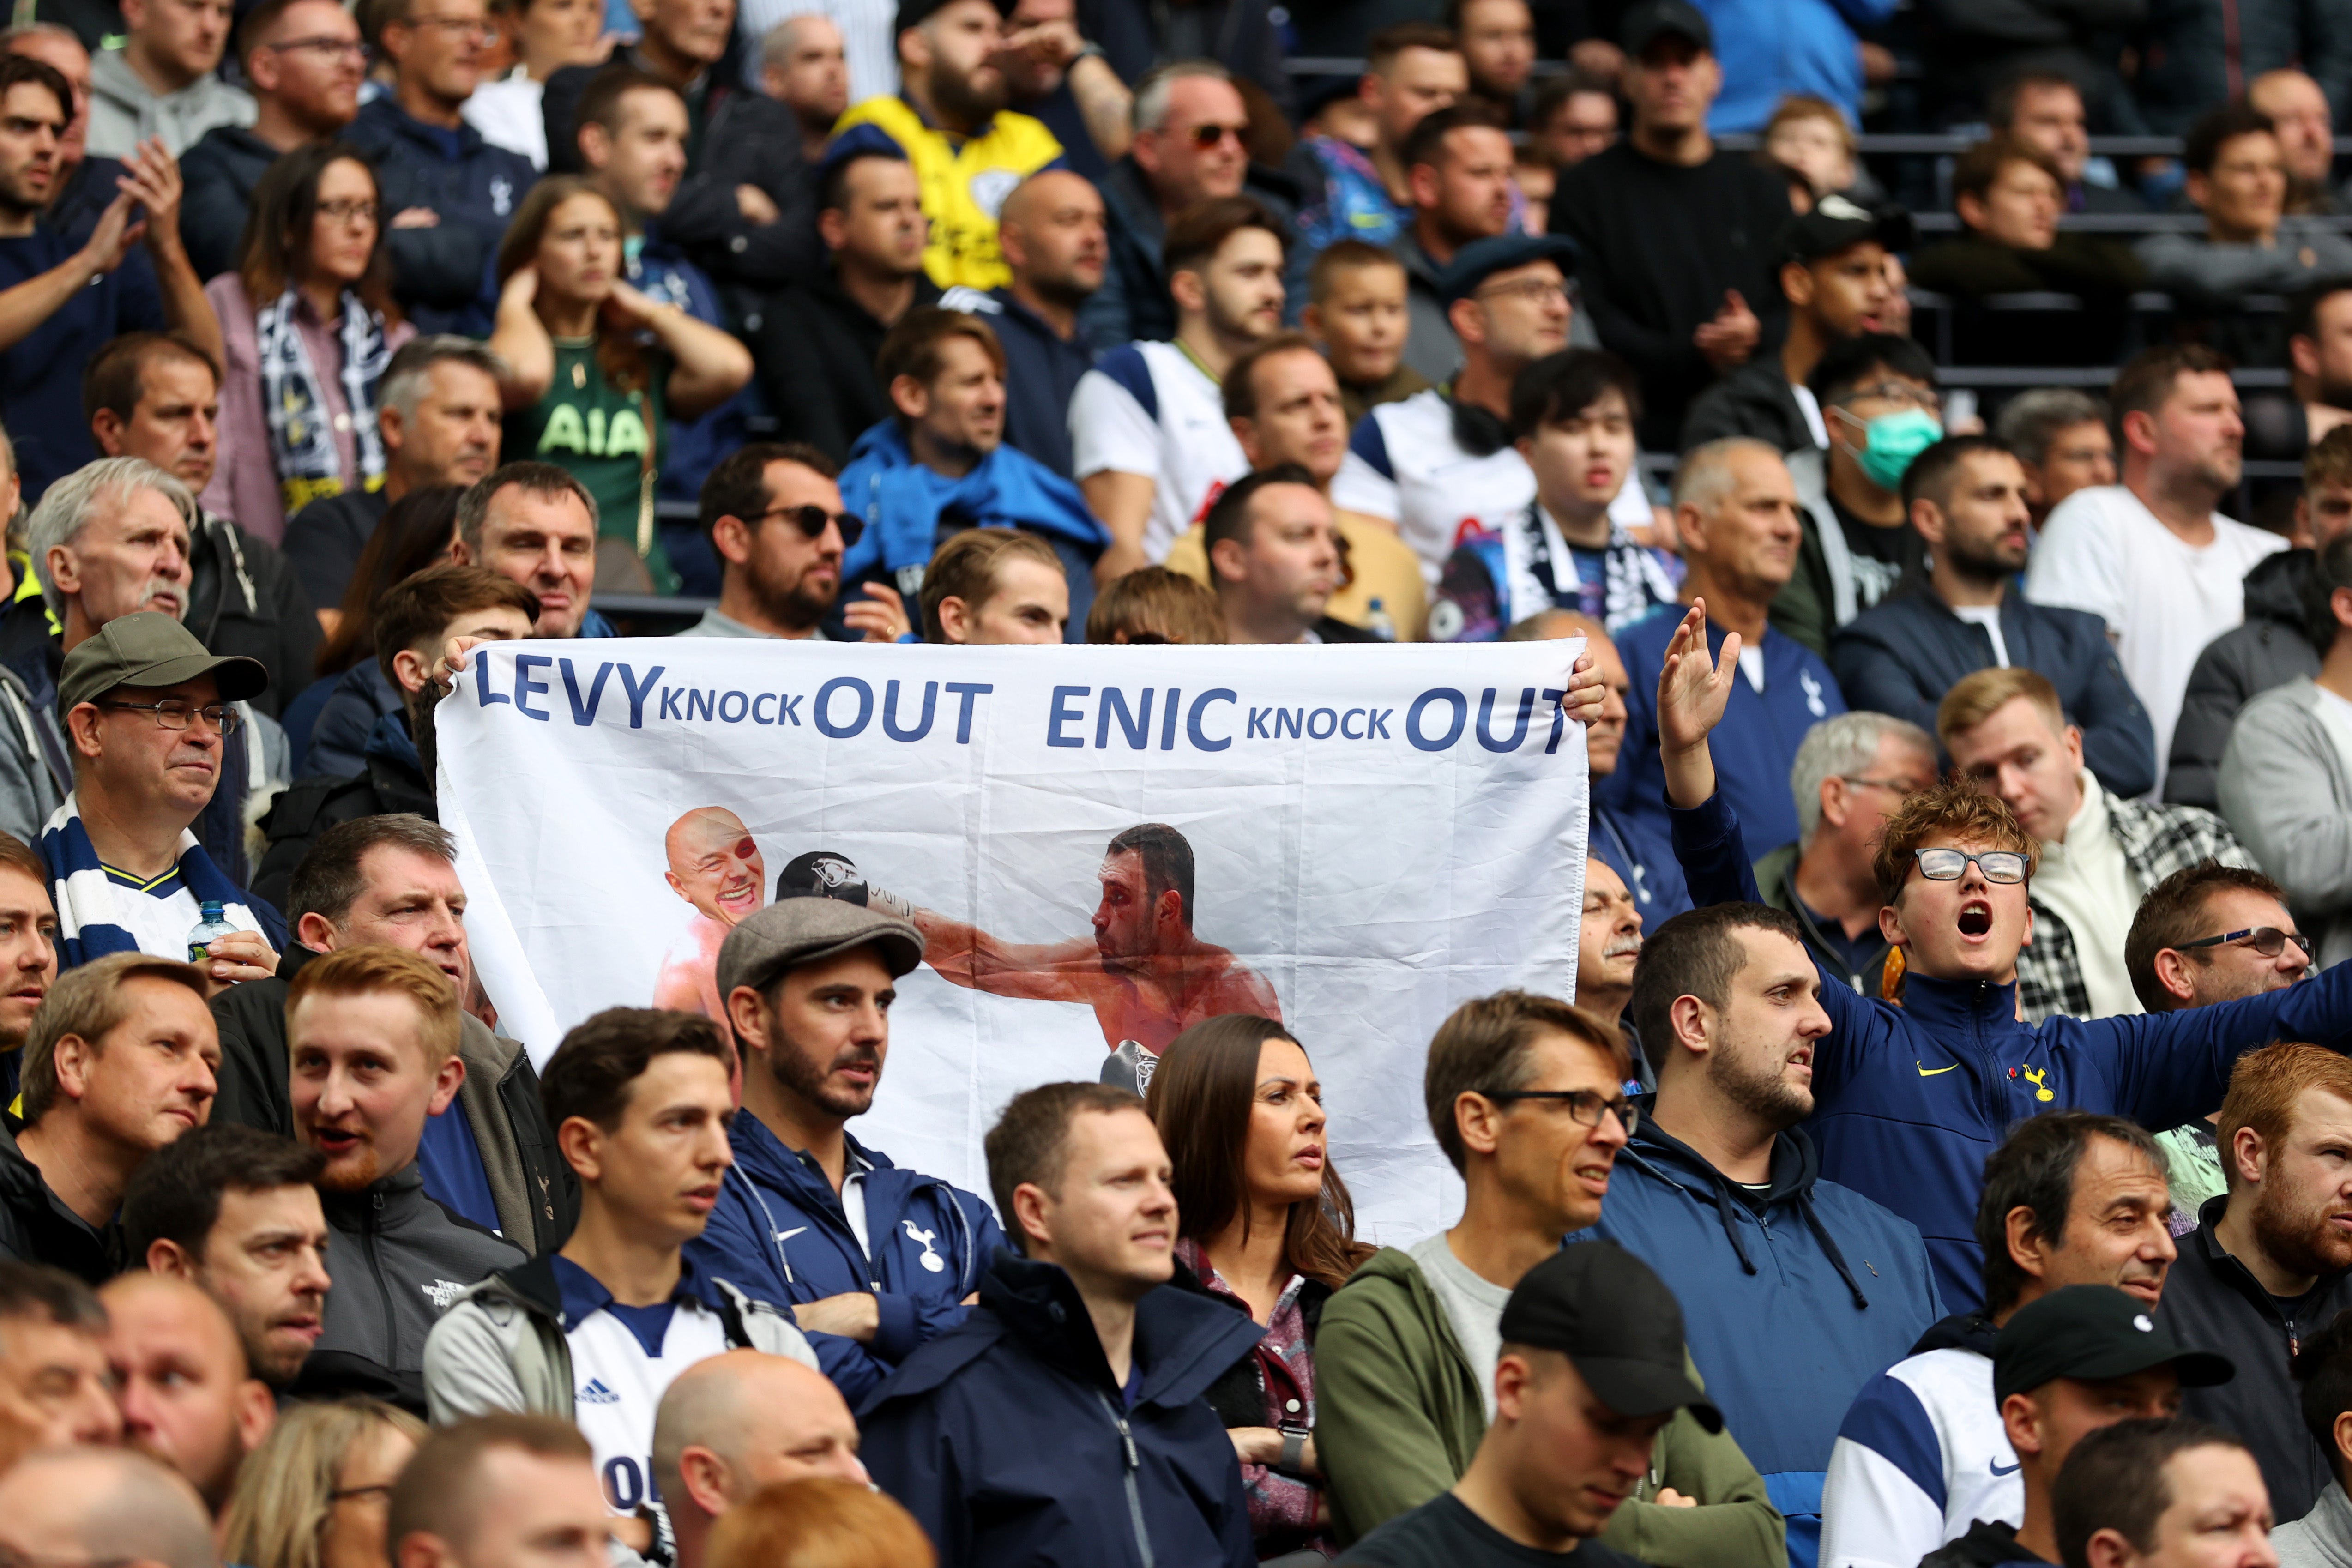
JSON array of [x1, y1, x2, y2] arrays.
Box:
[[775, 1227, 807, 1242], [1918, 1062, 1959, 1077], [1991, 1459, 2020, 1476]]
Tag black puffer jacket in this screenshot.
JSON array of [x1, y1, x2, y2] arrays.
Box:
[[2166, 548, 2320, 810], [188, 511, 318, 721]]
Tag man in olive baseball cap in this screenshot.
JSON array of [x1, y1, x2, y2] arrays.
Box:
[[46, 611, 283, 977], [1342, 1242, 1720, 1566], [688, 882, 1007, 1405], [1915, 1287, 2235, 1568]]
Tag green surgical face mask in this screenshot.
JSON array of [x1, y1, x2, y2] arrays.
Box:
[[1838, 407, 1944, 491]]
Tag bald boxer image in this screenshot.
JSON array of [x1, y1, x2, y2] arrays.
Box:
[[780, 825, 1281, 1058], [653, 807, 767, 1019]]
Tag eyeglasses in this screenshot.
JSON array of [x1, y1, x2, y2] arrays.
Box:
[[326, 1485, 395, 1507], [100, 700, 241, 736], [2177, 926, 2314, 960], [1841, 775, 1924, 796], [1839, 380, 1943, 414], [315, 198, 378, 226], [750, 504, 864, 548], [1912, 847, 2029, 884], [1476, 277, 1569, 306], [399, 14, 499, 39], [1484, 1088, 1638, 1136], [1183, 123, 1246, 148], [265, 35, 367, 57]]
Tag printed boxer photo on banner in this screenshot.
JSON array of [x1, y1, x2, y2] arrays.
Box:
[[652, 807, 769, 1019]]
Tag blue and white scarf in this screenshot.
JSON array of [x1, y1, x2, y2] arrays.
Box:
[[38, 795, 285, 970], [256, 286, 392, 514]]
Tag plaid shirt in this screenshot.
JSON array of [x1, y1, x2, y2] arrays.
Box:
[[2018, 790, 2256, 1022]]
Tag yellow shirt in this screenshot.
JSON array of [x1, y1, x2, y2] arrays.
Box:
[[833, 96, 1063, 290], [1164, 511, 1429, 640]]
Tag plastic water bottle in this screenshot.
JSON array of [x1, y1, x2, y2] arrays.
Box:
[[1365, 596, 1397, 642], [187, 900, 234, 965]]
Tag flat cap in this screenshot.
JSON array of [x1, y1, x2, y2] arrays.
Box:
[[716, 892, 926, 999]]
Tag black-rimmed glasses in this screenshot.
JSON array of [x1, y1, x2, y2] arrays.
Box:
[[1485, 1088, 1638, 1136]]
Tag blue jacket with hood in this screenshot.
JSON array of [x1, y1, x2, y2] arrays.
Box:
[[1670, 786, 2352, 1314], [1574, 1113, 1942, 1568], [685, 1117, 1003, 1406], [858, 1249, 1261, 1568]]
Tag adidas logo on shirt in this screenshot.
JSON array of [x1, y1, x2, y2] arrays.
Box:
[[577, 1379, 621, 1405]]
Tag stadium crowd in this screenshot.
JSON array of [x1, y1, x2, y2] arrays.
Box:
[[3, 0, 2352, 1563]]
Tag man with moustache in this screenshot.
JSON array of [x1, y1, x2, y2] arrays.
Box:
[[2157, 1043, 2352, 1526], [1583, 901, 1943, 1564], [688, 898, 1004, 1406], [425, 1010, 814, 1558], [1577, 858, 1642, 1043], [653, 807, 766, 1019], [291, 944, 525, 1410]]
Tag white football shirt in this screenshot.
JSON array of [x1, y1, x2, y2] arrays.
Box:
[[1069, 341, 1249, 563]]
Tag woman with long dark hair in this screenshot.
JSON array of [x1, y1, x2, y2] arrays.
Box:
[[1149, 1013, 1375, 1562], [204, 142, 413, 544], [489, 175, 750, 593]]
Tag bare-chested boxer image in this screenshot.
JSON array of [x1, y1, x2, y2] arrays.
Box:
[[652, 807, 767, 1019], [780, 825, 1281, 1058]]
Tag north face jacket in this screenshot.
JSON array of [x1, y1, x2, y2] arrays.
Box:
[[303, 1159, 526, 1412], [686, 1118, 1001, 1406], [1577, 1115, 1944, 1568], [857, 1248, 1261, 1568]]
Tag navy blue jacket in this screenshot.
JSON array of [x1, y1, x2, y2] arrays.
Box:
[[685, 1119, 1003, 1406], [346, 98, 537, 336], [1603, 607, 1845, 863], [1592, 797, 1690, 923], [1672, 785, 2352, 1313], [1577, 1114, 1942, 1568], [858, 1249, 1260, 1568], [1828, 590, 2157, 799]]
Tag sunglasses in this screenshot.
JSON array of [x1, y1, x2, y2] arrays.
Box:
[[1912, 847, 2029, 885], [2177, 926, 2314, 960], [1185, 123, 1247, 148], [751, 504, 864, 548]]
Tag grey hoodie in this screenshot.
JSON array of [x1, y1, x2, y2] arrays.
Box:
[[0, 659, 64, 848], [84, 46, 251, 160], [2278, 1480, 2352, 1568], [2217, 675, 2352, 969]]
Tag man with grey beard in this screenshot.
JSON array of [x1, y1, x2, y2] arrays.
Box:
[[1580, 901, 1946, 1560], [2155, 1042, 2352, 1527]]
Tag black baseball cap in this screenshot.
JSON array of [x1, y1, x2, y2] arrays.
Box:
[[1777, 193, 1918, 266], [1438, 233, 1579, 305], [1499, 1243, 1724, 1432], [1991, 1286, 2236, 1405], [1619, 0, 1711, 57]]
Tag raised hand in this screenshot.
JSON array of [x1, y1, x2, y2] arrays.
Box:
[[1656, 601, 1737, 754], [78, 191, 146, 275], [117, 137, 183, 256]]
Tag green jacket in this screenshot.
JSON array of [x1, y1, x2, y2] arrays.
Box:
[[1316, 1245, 1788, 1567]]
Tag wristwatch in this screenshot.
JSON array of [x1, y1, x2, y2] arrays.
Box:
[[1071, 39, 1105, 62], [1277, 1426, 1311, 1479]]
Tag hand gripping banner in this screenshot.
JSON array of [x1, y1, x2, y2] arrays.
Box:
[[437, 637, 1590, 1240]]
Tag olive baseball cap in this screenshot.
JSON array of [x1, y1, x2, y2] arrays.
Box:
[[57, 612, 269, 714], [1499, 1242, 1724, 1432], [1991, 1286, 2236, 1404], [715, 895, 926, 999]]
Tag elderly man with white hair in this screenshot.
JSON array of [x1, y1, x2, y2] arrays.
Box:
[[1751, 711, 1938, 999], [3, 457, 270, 881]]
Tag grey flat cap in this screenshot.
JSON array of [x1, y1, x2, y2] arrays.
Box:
[[715, 895, 926, 998]]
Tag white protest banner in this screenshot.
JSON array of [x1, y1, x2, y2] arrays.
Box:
[[436, 638, 1588, 1241]]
